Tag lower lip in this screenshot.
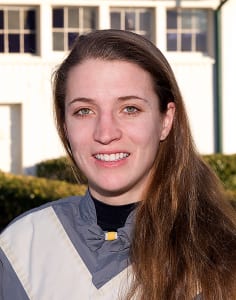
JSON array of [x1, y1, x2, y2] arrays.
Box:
[[93, 156, 129, 168]]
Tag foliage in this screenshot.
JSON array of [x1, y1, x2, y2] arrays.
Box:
[[0, 171, 86, 231], [36, 156, 77, 183], [203, 153, 236, 190]]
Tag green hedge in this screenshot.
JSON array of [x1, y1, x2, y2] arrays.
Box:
[[36, 157, 77, 183], [0, 171, 86, 231], [203, 154, 236, 190]]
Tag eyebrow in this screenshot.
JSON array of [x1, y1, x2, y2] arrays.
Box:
[[67, 97, 95, 107], [117, 95, 149, 103], [67, 95, 149, 107]]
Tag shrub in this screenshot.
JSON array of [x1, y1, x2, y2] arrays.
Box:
[[36, 157, 77, 183], [203, 154, 236, 190], [0, 171, 86, 231]]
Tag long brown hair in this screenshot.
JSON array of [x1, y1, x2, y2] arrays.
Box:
[[53, 30, 236, 299]]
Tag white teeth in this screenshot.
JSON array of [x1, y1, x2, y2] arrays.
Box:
[[95, 153, 129, 162]]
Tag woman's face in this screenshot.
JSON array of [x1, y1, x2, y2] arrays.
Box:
[[65, 59, 174, 204]]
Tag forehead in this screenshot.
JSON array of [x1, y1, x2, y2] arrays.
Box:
[[68, 58, 151, 79], [66, 59, 156, 100]]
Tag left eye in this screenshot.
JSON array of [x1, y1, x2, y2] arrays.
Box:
[[124, 106, 139, 114]]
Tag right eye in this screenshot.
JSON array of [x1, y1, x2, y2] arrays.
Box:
[[74, 108, 93, 116]]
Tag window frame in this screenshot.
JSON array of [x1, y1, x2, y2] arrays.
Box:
[[110, 7, 155, 43], [52, 6, 98, 52], [166, 8, 212, 54], [0, 5, 37, 54]]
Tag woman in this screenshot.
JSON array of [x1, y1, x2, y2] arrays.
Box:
[[1, 30, 236, 300]]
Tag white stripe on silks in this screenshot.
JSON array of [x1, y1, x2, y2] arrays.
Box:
[[0, 207, 92, 300]]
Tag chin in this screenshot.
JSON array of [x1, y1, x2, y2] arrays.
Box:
[[90, 182, 131, 197]]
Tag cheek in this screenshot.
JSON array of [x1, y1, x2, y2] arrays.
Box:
[[66, 117, 91, 136], [128, 120, 162, 146], [65, 123, 86, 150]]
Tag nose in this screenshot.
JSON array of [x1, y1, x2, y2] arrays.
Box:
[[93, 113, 122, 145]]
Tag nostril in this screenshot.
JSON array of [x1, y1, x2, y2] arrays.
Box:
[[93, 120, 122, 144]]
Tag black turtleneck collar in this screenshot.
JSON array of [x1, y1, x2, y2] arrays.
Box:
[[91, 196, 136, 231]]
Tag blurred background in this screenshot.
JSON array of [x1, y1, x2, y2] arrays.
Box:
[[0, 0, 235, 175]]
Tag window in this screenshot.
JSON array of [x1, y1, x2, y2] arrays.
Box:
[[110, 8, 154, 41], [52, 7, 98, 51], [167, 9, 209, 53], [0, 6, 36, 54]]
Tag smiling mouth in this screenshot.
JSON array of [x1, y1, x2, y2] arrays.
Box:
[[94, 153, 130, 162]]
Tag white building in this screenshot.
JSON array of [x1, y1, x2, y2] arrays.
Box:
[[0, 0, 235, 174]]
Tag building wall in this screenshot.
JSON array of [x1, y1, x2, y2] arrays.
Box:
[[0, 0, 233, 175], [221, 0, 236, 154], [0, 60, 65, 174]]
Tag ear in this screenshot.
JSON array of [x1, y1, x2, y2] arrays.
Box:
[[160, 102, 175, 141]]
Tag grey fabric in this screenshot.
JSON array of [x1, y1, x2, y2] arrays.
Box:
[[0, 190, 133, 292], [0, 248, 30, 300], [53, 190, 134, 288]]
